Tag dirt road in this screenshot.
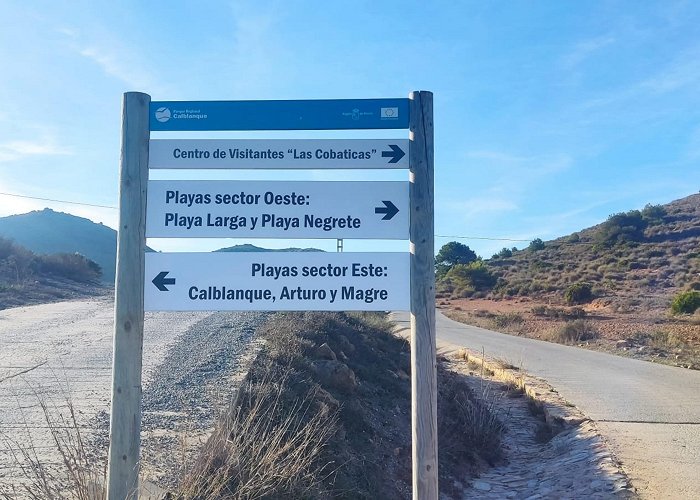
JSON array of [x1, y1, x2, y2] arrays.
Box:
[[0, 298, 261, 493]]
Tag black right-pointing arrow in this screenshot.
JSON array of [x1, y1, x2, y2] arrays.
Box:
[[381, 144, 405, 163], [375, 200, 399, 220], [152, 271, 176, 291]]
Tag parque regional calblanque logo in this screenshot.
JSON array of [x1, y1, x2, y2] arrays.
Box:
[[155, 107, 171, 123]]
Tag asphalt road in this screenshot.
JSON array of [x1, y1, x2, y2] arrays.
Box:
[[392, 310, 700, 499]]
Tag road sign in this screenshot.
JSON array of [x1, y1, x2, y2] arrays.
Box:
[[144, 252, 409, 311], [145, 180, 408, 239], [149, 139, 408, 169], [150, 98, 410, 131], [110, 92, 435, 500]]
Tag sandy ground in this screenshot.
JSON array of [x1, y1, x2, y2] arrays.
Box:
[[0, 297, 210, 489]]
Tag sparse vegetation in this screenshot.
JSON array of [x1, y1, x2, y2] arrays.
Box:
[[0, 390, 106, 500], [531, 305, 586, 320], [492, 312, 524, 329], [176, 311, 505, 498], [0, 237, 104, 309], [438, 370, 504, 466], [178, 364, 339, 499]]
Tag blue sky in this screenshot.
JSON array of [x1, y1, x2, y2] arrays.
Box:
[[1, 1, 699, 257]]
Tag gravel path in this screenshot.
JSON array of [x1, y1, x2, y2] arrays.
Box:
[[91, 311, 268, 491], [0, 298, 265, 495]]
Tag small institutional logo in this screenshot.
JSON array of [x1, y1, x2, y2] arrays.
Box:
[[155, 107, 171, 123], [380, 107, 399, 120]]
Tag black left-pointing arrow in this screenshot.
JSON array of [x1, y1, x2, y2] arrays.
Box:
[[152, 271, 176, 291], [375, 200, 399, 220], [381, 144, 405, 163]]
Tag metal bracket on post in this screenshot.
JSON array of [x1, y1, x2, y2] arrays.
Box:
[[337, 238, 344, 252], [409, 90, 437, 499], [107, 91, 150, 500]]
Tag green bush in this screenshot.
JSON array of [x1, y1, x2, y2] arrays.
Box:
[[564, 282, 593, 305], [39, 253, 102, 282], [641, 203, 666, 224], [596, 210, 647, 246], [492, 247, 513, 259], [442, 260, 497, 297], [670, 290, 700, 315], [528, 238, 545, 252]]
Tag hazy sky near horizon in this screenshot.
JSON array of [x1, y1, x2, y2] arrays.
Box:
[[1, 1, 699, 256]]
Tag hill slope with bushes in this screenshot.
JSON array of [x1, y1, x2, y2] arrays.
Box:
[[485, 193, 700, 312], [0, 209, 118, 284], [0, 237, 107, 309]]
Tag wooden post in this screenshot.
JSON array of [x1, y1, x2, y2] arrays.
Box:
[[107, 91, 150, 500], [409, 90, 437, 499]]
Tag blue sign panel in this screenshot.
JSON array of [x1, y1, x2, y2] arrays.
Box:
[[150, 98, 409, 131]]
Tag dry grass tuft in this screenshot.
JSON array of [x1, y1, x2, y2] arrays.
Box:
[[0, 386, 106, 500], [176, 364, 338, 499]]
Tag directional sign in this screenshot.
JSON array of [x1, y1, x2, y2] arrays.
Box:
[[144, 252, 409, 311], [145, 180, 408, 239], [149, 139, 408, 169], [150, 98, 410, 131]]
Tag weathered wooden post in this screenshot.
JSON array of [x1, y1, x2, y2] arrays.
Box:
[[107, 91, 150, 499], [409, 90, 437, 498]]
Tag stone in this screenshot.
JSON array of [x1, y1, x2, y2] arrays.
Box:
[[311, 360, 357, 392], [316, 342, 337, 361], [315, 387, 340, 409]]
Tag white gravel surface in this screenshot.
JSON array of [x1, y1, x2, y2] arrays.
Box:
[[0, 297, 260, 494]]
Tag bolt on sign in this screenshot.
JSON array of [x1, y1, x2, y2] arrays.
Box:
[[108, 93, 435, 499]]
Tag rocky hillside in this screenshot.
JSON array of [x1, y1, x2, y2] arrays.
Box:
[[487, 193, 700, 311]]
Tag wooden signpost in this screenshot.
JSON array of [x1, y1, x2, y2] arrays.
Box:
[[107, 91, 436, 499]]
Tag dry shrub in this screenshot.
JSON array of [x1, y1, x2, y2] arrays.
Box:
[[0, 388, 106, 500], [551, 320, 598, 344], [491, 312, 524, 329], [438, 369, 504, 466], [177, 364, 338, 499]]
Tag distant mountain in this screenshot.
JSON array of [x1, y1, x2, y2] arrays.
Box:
[[215, 244, 324, 253], [0, 209, 117, 284]]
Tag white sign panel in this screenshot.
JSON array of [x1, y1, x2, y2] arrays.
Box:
[[145, 252, 409, 311], [146, 180, 408, 239], [149, 139, 409, 169]]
